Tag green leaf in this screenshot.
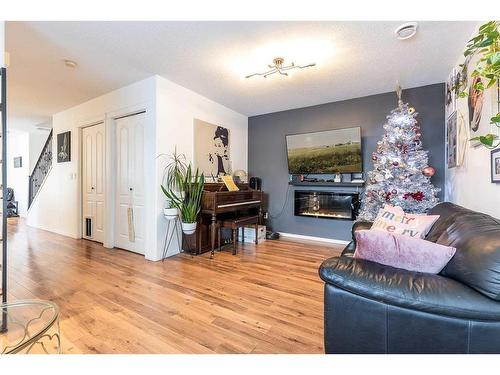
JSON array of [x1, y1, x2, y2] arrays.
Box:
[[478, 38, 494, 47], [458, 91, 468, 98], [488, 30, 500, 39], [474, 81, 485, 90], [480, 134, 496, 147], [490, 52, 500, 65], [464, 49, 474, 57], [487, 78, 497, 88]]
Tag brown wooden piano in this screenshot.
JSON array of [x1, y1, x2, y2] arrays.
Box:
[[182, 183, 264, 256]]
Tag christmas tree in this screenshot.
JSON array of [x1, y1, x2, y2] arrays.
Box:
[[357, 89, 440, 221]]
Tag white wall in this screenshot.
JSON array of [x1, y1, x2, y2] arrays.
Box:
[[6, 127, 51, 217], [26, 74, 249, 261], [29, 127, 51, 173], [445, 23, 500, 218], [7, 130, 29, 217], [27, 77, 158, 260], [155, 76, 248, 259]]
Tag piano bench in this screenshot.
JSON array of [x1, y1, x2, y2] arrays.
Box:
[[219, 215, 260, 255]]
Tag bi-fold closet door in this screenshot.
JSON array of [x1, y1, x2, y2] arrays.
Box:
[[114, 112, 146, 254], [82, 123, 105, 243], [81, 113, 145, 254]]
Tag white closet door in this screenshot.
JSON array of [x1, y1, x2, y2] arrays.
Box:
[[114, 112, 145, 254], [82, 123, 105, 243]]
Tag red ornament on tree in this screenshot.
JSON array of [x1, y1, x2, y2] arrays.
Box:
[[392, 161, 399, 166], [403, 191, 425, 201], [413, 191, 424, 201], [422, 166, 436, 177]]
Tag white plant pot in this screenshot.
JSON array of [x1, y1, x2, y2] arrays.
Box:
[[163, 207, 178, 220], [181, 222, 197, 235]]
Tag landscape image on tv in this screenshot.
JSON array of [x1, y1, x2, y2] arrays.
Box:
[[286, 127, 362, 174]]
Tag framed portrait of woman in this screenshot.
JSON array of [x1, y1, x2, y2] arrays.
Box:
[[193, 119, 232, 179]]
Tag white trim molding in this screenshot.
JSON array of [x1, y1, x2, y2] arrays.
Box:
[[278, 232, 349, 245]]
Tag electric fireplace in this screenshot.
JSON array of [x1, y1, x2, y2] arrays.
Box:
[[294, 190, 359, 220]]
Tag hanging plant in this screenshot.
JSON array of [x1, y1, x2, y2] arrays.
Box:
[[459, 21, 500, 148]]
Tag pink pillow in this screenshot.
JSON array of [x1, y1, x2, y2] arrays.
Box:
[[371, 204, 439, 239], [354, 230, 456, 274]]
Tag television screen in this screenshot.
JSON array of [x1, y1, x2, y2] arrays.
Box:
[[286, 127, 362, 174]]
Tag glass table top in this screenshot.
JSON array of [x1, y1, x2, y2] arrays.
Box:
[[1, 300, 60, 354]]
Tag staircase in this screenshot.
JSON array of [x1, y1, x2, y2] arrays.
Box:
[[28, 130, 53, 208]]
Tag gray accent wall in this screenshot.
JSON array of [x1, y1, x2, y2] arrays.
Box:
[[248, 83, 445, 241]]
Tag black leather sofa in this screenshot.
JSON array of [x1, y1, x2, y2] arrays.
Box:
[[319, 202, 500, 353]]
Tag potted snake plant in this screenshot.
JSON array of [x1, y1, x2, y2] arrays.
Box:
[[159, 149, 187, 220], [162, 164, 204, 235]]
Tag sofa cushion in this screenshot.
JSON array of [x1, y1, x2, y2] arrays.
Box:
[[342, 220, 374, 257], [371, 204, 440, 239], [434, 207, 500, 300], [319, 256, 500, 320], [425, 202, 468, 242], [354, 230, 456, 274]]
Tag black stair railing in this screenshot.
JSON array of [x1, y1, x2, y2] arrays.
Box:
[[28, 130, 53, 208]]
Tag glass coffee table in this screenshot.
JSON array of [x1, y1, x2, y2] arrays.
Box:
[[0, 300, 61, 354]]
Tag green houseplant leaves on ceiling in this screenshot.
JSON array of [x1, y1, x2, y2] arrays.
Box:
[[460, 20, 500, 149]]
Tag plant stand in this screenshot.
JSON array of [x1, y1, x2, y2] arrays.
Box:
[[161, 216, 182, 261]]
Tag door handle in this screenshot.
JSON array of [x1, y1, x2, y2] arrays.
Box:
[[91, 187, 95, 190], [129, 188, 133, 191]]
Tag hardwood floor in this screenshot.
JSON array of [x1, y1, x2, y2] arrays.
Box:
[[5, 218, 343, 354]]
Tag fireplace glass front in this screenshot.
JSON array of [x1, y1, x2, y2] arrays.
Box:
[[294, 190, 359, 220]]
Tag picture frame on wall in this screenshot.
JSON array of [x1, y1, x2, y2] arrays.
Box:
[[57, 131, 71, 163], [446, 111, 458, 169], [445, 68, 457, 117], [13, 156, 22, 168], [193, 119, 232, 178], [468, 75, 485, 147], [492, 148, 500, 183], [491, 80, 500, 141]]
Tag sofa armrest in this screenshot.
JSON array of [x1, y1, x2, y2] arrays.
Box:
[[319, 256, 500, 321]]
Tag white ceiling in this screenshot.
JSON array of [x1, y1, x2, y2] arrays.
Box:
[[6, 21, 476, 130]]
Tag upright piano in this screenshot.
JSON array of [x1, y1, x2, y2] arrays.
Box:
[[182, 183, 264, 255]]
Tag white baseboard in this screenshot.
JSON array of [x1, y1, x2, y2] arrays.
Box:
[[278, 232, 349, 245]]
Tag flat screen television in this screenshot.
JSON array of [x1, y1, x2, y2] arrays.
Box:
[[286, 127, 362, 174]]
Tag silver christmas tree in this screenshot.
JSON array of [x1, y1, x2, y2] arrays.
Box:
[[357, 89, 440, 221]]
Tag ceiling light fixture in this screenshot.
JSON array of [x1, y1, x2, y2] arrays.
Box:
[[245, 57, 316, 79], [395, 22, 418, 40], [63, 59, 78, 68]]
